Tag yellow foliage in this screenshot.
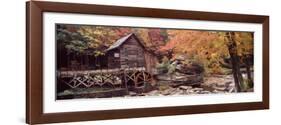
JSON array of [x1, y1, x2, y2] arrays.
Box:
[[164, 30, 253, 74]]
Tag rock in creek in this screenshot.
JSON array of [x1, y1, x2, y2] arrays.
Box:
[[179, 86, 192, 90]]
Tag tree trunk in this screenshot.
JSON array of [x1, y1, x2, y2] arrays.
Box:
[[245, 57, 253, 88], [225, 32, 243, 92], [246, 33, 254, 88]]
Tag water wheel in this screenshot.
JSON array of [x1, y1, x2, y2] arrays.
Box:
[[134, 71, 153, 88]]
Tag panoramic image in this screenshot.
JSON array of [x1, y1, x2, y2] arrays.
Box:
[[56, 24, 254, 100]]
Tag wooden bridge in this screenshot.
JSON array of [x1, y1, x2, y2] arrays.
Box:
[[58, 67, 153, 90]]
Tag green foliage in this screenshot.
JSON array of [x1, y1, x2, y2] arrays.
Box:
[[168, 64, 176, 74], [156, 56, 171, 74], [156, 56, 178, 74], [78, 26, 118, 57], [238, 79, 247, 92], [240, 78, 254, 91], [56, 26, 90, 55], [65, 40, 88, 54], [156, 63, 169, 74]]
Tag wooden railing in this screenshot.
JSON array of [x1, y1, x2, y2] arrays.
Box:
[[57, 67, 150, 89]]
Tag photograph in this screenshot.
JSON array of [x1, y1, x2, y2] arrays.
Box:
[[25, 1, 270, 124], [56, 24, 254, 100]]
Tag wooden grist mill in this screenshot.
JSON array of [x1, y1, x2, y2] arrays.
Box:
[[57, 33, 158, 99]]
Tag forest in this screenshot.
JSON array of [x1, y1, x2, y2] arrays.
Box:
[[56, 24, 254, 99]]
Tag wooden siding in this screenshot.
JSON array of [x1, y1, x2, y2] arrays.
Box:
[[144, 52, 158, 73], [119, 36, 145, 68], [107, 50, 121, 69], [106, 34, 157, 73]]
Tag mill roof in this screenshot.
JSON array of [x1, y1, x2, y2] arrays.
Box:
[[106, 33, 135, 51]]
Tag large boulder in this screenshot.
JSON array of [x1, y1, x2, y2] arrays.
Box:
[[175, 61, 204, 75]]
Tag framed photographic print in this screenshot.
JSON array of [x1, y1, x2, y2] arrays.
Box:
[[26, 1, 269, 124]]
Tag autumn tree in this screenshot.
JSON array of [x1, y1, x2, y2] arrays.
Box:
[[156, 29, 254, 91], [224, 32, 244, 92], [56, 24, 90, 68], [219, 32, 254, 91], [57, 25, 88, 54], [159, 30, 228, 74], [77, 26, 119, 57], [234, 32, 254, 88], [57, 24, 254, 91], [132, 28, 168, 54], [114, 27, 132, 37], [78, 26, 168, 57]]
